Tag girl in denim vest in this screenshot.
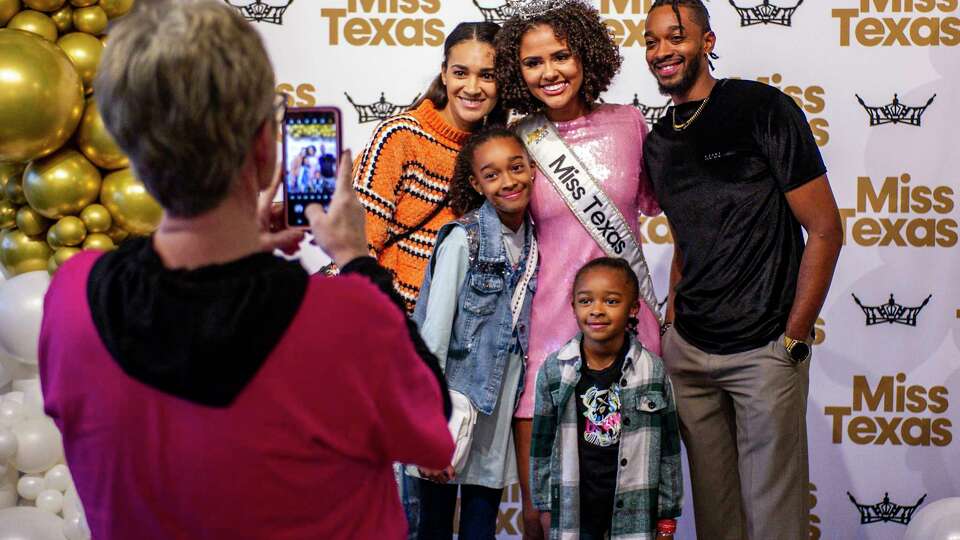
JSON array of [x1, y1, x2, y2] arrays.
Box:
[[411, 126, 539, 539]]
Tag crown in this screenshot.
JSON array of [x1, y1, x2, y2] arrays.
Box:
[[729, 0, 803, 27], [847, 492, 926, 525], [223, 0, 293, 24], [631, 95, 672, 125], [852, 293, 932, 326], [475, 0, 575, 22], [344, 92, 420, 124], [473, 0, 521, 23], [855, 93, 937, 127]]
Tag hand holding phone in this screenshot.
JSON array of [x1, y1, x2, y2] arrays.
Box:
[[304, 149, 369, 268], [282, 107, 342, 228]]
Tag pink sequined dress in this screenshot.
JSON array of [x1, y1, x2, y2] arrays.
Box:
[[516, 103, 662, 418]]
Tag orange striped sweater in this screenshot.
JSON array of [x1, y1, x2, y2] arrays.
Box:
[[352, 99, 470, 313]]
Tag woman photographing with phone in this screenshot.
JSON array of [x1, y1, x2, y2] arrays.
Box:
[[353, 21, 503, 313]]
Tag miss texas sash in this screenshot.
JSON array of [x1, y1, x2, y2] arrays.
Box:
[[517, 114, 662, 323]]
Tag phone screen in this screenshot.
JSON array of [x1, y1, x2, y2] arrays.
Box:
[[283, 108, 341, 227]]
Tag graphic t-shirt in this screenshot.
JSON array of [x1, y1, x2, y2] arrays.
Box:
[[576, 343, 627, 535], [643, 78, 827, 354]]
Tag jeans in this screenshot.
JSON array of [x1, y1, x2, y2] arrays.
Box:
[[417, 480, 503, 540]]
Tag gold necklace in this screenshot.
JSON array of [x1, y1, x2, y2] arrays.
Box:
[[672, 95, 710, 131]]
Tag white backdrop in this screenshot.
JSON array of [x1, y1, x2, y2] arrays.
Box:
[[240, 0, 960, 538]]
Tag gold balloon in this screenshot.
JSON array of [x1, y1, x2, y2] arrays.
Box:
[[71, 5, 105, 34], [0, 162, 24, 194], [0, 201, 16, 229], [76, 99, 128, 170], [22, 0, 63, 11], [0, 0, 21, 26], [82, 232, 113, 251], [6, 10, 57, 41], [4, 175, 26, 204], [47, 254, 58, 273], [98, 0, 131, 18], [46, 225, 61, 248], [68, 0, 94, 6], [56, 32, 102, 92], [50, 215, 86, 246], [0, 229, 52, 275], [101, 168, 162, 235], [53, 245, 79, 265], [49, 3, 72, 32], [15, 206, 51, 235], [0, 30, 84, 162], [23, 149, 102, 219], [80, 203, 111, 232], [104, 224, 127, 243]]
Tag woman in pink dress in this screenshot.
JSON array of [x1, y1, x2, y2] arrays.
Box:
[[495, 2, 662, 536]]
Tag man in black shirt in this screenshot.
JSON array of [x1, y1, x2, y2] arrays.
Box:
[[641, 1, 843, 539]]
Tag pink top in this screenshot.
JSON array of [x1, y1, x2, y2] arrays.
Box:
[[39, 252, 453, 540], [517, 104, 662, 418]]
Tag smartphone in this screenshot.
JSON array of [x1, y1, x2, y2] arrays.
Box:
[[282, 106, 342, 228]]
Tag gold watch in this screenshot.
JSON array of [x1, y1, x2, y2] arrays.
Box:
[[783, 335, 811, 363]]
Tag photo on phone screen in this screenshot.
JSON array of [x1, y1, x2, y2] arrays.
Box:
[[283, 108, 340, 227]]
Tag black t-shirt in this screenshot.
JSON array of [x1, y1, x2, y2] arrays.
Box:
[[643, 79, 827, 354], [576, 342, 628, 535]]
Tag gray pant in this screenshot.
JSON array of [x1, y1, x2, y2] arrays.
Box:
[[662, 328, 810, 540]]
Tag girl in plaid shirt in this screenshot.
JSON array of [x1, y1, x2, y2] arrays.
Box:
[[530, 258, 682, 539]]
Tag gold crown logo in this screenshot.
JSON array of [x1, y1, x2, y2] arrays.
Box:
[[847, 492, 926, 525], [223, 0, 293, 24], [344, 92, 420, 124], [729, 0, 803, 27], [856, 93, 937, 127], [852, 293, 932, 326], [631, 95, 672, 125]]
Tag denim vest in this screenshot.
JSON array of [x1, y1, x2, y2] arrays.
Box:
[[413, 202, 537, 415]]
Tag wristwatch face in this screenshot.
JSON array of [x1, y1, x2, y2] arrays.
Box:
[[789, 342, 811, 362]]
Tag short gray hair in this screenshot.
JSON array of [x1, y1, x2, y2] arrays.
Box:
[[96, 0, 276, 218]]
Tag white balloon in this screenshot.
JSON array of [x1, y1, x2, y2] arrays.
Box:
[[11, 418, 63, 474], [0, 402, 24, 429], [0, 429, 15, 462], [60, 488, 81, 521], [904, 497, 960, 540], [0, 272, 50, 366], [20, 381, 44, 420], [43, 465, 71, 493], [62, 512, 90, 540], [34, 490, 63, 515], [0, 506, 66, 539], [16, 475, 44, 500]]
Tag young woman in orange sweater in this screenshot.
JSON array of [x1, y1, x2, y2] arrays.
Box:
[[352, 22, 504, 313]]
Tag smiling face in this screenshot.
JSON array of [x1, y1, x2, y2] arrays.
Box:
[[573, 266, 639, 348], [644, 5, 715, 100], [469, 136, 535, 230], [518, 24, 586, 121], [439, 40, 498, 131]]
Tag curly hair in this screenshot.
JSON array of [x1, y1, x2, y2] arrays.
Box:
[[495, 0, 623, 115], [449, 125, 528, 216]]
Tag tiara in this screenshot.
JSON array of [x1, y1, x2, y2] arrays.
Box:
[[511, 0, 575, 20]]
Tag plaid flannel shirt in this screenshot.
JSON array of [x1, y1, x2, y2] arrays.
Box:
[[530, 335, 682, 539]]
